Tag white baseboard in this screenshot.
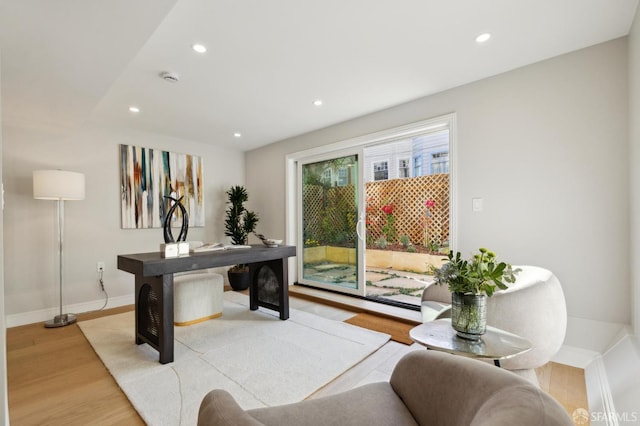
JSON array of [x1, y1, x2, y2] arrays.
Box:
[[556, 318, 640, 425], [565, 315, 627, 353], [552, 344, 600, 368], [585, 355, 618, 426], [579, 332, 640, 426], [6, 294, 135, 328], [550, 344, 615, 424]]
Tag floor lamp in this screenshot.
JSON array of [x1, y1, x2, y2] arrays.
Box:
[[33, 170, 85, 328]]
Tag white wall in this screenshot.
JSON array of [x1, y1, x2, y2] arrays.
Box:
[[631, 0, 640, 339], [587, 6, 640, 423], [0, 52, 11, 425], [247, 38, 630, 327], [2, 121, 245, 324]]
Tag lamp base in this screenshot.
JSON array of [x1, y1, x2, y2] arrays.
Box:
[[44, 313, 77, 328]]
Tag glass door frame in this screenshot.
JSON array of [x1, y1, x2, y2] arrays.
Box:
[[284, 113, 457, 290], [295, 147, 366, 296]]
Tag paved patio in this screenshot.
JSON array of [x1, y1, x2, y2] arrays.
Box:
[[303, 262, 434, 307], [366, 267, 434, 306]]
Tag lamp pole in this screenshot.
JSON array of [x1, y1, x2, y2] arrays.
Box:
[[45, 198, 76, 327], [33, 169, 84, 328]]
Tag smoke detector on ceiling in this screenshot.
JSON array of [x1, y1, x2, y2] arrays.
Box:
[[159, 71, 179, 83]]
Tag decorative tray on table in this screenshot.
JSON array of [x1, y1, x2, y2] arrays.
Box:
[[255, 233, 283, 248]]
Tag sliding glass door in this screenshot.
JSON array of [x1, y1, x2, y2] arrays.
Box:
[[297, 149, 366, 296], [286, 114, 456, 304]]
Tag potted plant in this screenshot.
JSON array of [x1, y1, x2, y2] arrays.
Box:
[[224, 185, 259, 290], [433, 248, 519, 340]]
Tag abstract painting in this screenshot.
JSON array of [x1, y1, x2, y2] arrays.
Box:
[[120, 144, 204, 229]]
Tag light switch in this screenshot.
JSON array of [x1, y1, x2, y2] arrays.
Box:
[[472, 197, 483, 212]]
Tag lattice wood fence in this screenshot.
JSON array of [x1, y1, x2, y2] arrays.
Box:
[[366, 174, 449, 248], [303, 184, 358, 246], [303, 174, 449, 248]]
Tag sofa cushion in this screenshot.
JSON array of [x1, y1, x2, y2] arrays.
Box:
[[470, 384, 573, 426], [198, 350, 572, 426], [247, 382, 418, 426], [198, 390, 264, 426], [390, 351, 572, 426]]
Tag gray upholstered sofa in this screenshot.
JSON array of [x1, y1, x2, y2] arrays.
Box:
[[198, 350, 572, 426]]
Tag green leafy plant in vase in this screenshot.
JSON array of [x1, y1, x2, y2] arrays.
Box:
[[224, 185, 259, 290], [433, 248, 520, 340]]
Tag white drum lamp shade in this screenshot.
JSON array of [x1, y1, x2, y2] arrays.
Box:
[[33, 170, 85, 200], [33, 169, 85, 328]]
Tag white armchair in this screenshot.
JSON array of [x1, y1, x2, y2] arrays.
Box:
[[421, 265, 567, 384]]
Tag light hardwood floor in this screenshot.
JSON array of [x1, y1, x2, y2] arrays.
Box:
[[7, 305, 144, 425], [7, 295, 587, 425]]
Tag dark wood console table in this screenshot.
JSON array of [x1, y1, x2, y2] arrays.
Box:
[[117, 245, 296, 364]]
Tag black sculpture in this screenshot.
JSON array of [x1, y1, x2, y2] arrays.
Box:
[[163, 195, 189, 243]]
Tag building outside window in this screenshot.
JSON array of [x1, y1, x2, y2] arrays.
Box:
[[373, 161, 389, 181], [398, 158, 410, 178], [413, 154, 423, 177], [431, 151, 449, 174], [337, 167, 348, 186], [322, 169, 332, 185]]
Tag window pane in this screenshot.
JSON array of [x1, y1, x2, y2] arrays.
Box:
[[413, 155, 423, 176], [337, 167, 348, 186], [321, 169, 332, 184], [398, 158, 410, 178], [373, 161, 388, 181], [431, 152, 449, 174]]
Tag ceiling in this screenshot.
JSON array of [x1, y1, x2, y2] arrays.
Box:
[[1, 0, 638, 151]]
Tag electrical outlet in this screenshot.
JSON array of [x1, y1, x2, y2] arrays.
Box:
[[97, 261, 105, 272], [472, 197, 483, 212]]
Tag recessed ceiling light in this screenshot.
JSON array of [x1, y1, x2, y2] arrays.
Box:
[[313, 99, 323, 107], [192, 43, 207, 53], [475, 33, 492, 43], [233, 132, 242, 138], [129, 106, 140, 113]]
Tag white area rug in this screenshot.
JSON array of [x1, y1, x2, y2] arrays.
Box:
[[79, 294, 390, 426]]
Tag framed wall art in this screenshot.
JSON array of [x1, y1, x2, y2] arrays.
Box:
[[120, 144, 204, 229]]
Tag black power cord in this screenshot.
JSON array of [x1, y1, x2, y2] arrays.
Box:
[[84, 269, 109, 315], [96, 268, 109, 311]]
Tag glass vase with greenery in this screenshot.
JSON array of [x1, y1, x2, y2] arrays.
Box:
[[433, 248, 520, 339]]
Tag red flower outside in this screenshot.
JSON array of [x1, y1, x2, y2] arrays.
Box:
[[381, 204, 394, 215]]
